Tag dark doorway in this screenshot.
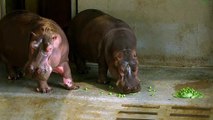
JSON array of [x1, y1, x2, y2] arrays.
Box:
[[38, 0, 72, 30], [6, 0, 25, 13]]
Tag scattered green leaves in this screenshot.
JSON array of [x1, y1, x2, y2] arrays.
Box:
[[173, 87, 203, 99], [108, 92, 113, 95], [147, 86, 156, 96], [82, 85, 127, 98], [116, 93, 126, 98], [84, 87, 88, 91]]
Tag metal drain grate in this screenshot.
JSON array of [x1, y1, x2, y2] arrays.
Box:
[[117, 104, 160, 120], [117, 104, 212, 120]]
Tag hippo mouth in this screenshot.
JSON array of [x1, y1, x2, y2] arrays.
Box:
[[116, 77, 141, 94], [40, 50, 52, 57], [33, 51, 52, 78], [24, 50, 52, 79], [115, 63, 141, 94]]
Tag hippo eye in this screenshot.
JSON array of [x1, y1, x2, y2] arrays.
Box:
[[52, 35, 57, 40]]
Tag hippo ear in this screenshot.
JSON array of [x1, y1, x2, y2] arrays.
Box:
[[115, 52, 124, 61], [132, 50, 137, 58], [114, 52, 123, 66], [31, 32, 37, 37]]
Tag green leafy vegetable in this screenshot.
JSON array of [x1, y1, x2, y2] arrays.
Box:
[[108, 92, 113, 95], [84, 87, 88, 91], [147, 86, 156, 96], [173, 87, 203, 99], [116, 93, 126, 98]]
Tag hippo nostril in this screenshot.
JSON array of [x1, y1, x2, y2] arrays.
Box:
[[46, 46, 52, 52]]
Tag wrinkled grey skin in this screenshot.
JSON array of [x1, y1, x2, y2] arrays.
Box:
[[68, 9, 141, 93], [0, 11, 79, 93]]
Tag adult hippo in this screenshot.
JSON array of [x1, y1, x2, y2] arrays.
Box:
[[0, 11, 79, 93], [68, 9, 141, 93]]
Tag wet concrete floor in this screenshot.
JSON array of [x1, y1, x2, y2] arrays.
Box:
[[0, 63, 212, 120]]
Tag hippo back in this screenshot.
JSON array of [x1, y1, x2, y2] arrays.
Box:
[[70, 9, 135, 62], [0, 11, 41, 66]]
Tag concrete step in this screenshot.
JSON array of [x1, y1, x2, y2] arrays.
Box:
[[0, 63, 212, 120]]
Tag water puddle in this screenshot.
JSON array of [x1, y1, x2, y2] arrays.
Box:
[[175, 80, 213, 90]]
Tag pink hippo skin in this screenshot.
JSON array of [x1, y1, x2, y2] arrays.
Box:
[[68, 9, 141, 93], [0, 11, 79, 93]]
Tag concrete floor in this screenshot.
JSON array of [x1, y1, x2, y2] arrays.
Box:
[[0, 63, 212, 120]]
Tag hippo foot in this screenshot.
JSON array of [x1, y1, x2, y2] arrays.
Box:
[[59, 82, 79, 90], [63, 83, 80, 90], [8, 71, 24, 80], [36, 80, 52, 93], [61, 78, 80, 90], [36, 86, 52, 93]]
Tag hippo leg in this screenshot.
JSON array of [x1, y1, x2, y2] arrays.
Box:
[[0, 55, 23, 80], [54, 62, 79, 90], [97, 56, 110, 84], [8, 66, 24, 80], [35, 64, 53, 93], [7, 66, 20, 80]]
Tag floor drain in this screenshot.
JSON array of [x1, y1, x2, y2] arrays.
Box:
[[117, 104, 160, 120], [117, 104, 212, 120], [170, 106, 211, 119]]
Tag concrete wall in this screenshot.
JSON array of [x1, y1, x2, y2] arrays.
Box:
[[76, 0, 213, 67], [0, 0, 6, 18]]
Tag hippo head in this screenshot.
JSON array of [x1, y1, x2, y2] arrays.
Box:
[[24, 30, 59, 79], [109, 49, 141, 94]]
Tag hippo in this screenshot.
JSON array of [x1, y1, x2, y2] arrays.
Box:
[[68, 9, 141, 93], [0, 11, 79, 93]]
